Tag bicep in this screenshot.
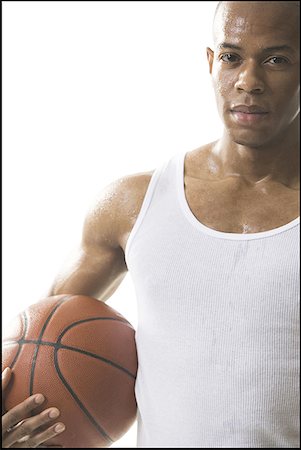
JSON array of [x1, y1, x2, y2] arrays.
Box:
[[48, 179, 129, 301], [47, 171, 153, 301]]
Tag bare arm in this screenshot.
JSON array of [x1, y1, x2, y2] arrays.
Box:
[[47, 172, 153, 302]]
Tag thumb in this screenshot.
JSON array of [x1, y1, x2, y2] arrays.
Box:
[[2, 367, 12, 391]]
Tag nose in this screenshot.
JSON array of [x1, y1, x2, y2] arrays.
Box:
[[234, 60, 265, 94]]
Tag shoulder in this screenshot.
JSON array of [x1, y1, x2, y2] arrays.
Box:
[[83, 170, 155, 252], [113, 170, 156, 252], [106, 170, 155, 213]]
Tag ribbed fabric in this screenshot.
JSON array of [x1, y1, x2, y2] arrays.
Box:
[[125, 151, 300, 448]]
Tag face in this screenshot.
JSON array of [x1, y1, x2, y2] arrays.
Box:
[[207, 1, 300, 148]]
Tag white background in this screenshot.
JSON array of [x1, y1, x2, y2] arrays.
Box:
[[3, 1, 221, 447]]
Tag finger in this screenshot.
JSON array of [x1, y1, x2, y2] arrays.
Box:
[[2, 393, 45, 436], [26, 422, 66, 448], [3, 408, 64, 448], [2, 367, 12, 391]]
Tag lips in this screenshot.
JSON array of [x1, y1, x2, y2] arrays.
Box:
[[230, 105, 268, 114]]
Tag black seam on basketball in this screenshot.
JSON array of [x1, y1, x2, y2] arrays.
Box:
[[4, 316, 136, 379], [56, 317, 136, 379], [29, 296, 71, 396], [57, 342, 136, 378], [11, 338, 136, 379], [53, 346, 114, 444], [9, 311, 28, 370], [56, 317, 133, 343]]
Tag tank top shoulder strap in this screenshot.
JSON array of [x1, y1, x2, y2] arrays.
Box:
[[124, 153, 175, 265]]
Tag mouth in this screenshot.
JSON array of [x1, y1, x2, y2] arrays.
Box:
[[230, 110, 269, 125]]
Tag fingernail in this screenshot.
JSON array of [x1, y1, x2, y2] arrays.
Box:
[[54, 423, 65, 433], [49, 409, 60, 418], [35, 394, 45, 404]]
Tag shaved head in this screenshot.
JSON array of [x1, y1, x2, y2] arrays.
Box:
[[214, 1, 300, 19], [213, 1, 300, 47], [215, 0, 299, 16]]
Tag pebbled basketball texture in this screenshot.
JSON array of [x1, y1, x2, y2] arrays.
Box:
[[2, 294, 138, 448]]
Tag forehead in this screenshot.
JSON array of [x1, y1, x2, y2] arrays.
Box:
[[214, 1, 299, 49]]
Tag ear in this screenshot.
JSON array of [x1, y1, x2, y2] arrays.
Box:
[[206, 47, 214, 74]]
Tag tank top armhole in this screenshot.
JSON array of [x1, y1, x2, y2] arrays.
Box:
[[124, 159, 169, 268]]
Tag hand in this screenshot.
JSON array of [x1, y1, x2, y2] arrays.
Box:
[[2, 367, 65, 448]]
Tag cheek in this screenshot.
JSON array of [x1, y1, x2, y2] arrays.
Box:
[[276, 86, 300, 124], [273, 84, 299, 106], [212, 74, 236, 120], [212, 70, 236, 99], [266, 75, 299, 118]]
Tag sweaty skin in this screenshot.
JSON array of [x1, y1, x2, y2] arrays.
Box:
[[2, 1, 300, 447]]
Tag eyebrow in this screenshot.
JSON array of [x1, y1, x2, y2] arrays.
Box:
[[218, 43, 295, 53]]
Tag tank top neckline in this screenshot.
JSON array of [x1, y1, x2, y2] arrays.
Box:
[[176, 150, 300, 240]]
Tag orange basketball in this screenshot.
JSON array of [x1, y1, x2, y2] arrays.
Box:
[[2, 294, 138, 448]]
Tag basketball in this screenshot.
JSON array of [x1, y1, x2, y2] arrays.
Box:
[[2, 294, 138, 448]]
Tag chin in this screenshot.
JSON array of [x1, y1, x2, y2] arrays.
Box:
[[227, 129, 272, 149]]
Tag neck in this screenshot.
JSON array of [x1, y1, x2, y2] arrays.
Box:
[[212, 118, 300, 189]]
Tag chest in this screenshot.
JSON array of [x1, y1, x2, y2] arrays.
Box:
[[184, 175, 300, 233]]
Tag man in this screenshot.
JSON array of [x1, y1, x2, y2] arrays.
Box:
[[2, 1, 300, 447]]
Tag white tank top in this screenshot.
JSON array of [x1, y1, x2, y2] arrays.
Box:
[[125, 151, 300, 448]]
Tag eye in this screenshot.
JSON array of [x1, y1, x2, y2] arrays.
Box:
[[266, 56, 289, 65], [220, 53, 240, 63]]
